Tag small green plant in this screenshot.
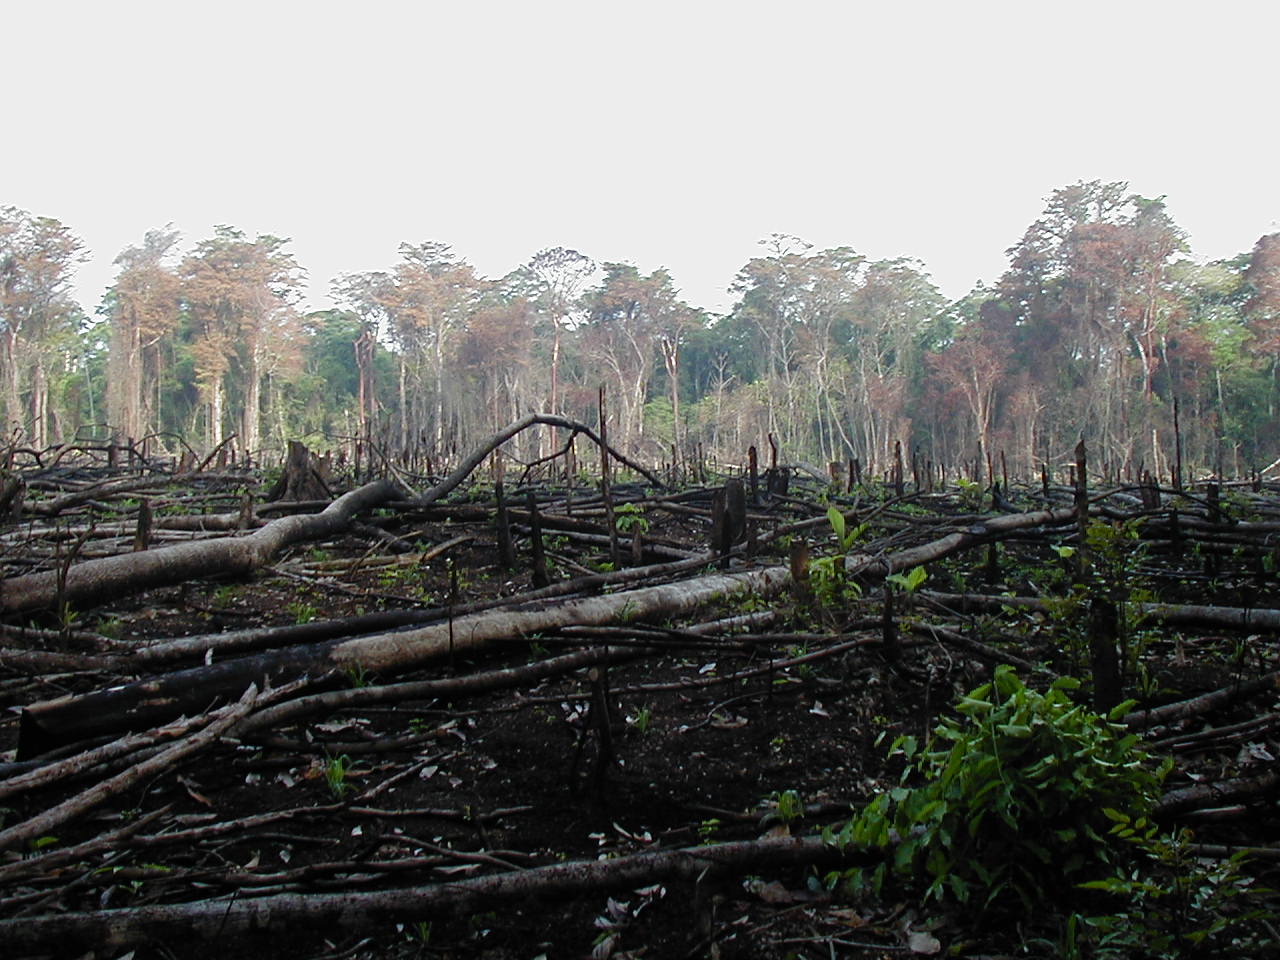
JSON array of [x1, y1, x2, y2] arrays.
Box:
[[886, 564, 928, 594], [26, 835, 58, 857], [809, 555, 862, 606], [345, 662, 372, 688], [826, 505, 867, 552], [766, 789, 805, 824], [286, 601, 318, 624], [806, 506, 869, 609], [614, 502, 650, 535], [826, 666, 1171, 914], [405, 920, 432, 944], [58, 602, 79, 631], [212, 584, 238, 607], [697, 818, 722, 844], [95, 617, 124, 640], [956, 476, 985, 511], [628, 705, 653, 734], [324, 753, 354, 799]]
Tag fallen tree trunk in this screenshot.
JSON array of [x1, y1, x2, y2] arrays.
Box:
[[18, 505, 1086, 757], [0, 834, 853, 953], [0, 414, 660, 617], [0, 479, 402, 615], [922, 590, 1280, 632], [18, 565, 792, 758], [845, 508, 1077, 578]]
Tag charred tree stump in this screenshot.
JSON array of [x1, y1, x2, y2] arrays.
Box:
[[526, 490, 551, 588], [267, 441, 333, 502], [881, 584, 899, 663], [132, 499, 153, 552], [495, 480, 515, 570], [1205, 482, 1222, 583], [1088, 597, 1122, 714], [789, 540, 813, 616], [983, 542, 1000, 586], [598, 386, 622, 568], [710, 478, 747, 567], [1, 473, 26, 520], [765, 466, 790, 500]]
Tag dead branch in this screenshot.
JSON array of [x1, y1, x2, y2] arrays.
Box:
[[845, 507, 1077, 578], [1123, 671, 1280, 730], [0, 683, 262, 852], [1155, 769, 1280, 817]]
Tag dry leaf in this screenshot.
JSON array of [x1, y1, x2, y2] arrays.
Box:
[[907, 930, 941, 954]]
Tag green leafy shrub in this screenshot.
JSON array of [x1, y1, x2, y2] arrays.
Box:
[[827, 666, 1171, 913], [1070, 812, 1276, 958]]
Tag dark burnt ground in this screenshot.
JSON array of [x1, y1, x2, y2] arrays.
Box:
[[2, 471, 1279, 959]]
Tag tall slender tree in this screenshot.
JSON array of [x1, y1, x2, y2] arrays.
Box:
[[105, 227, 182, 443], [181, 227, 304, 453], [0, 207, 85, 446]]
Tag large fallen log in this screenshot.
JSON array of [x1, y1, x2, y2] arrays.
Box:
[[0, 834, 854, 953], [0, 479, 402, 615], [922, 590, 1280, 632], [844, 507, 1076, 577], [17, 506, 1083, 758], [0, 414, 657, 617], [17, 564, 792, 758]]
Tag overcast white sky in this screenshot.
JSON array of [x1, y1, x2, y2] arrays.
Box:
[[7, 0, 1278, 317]]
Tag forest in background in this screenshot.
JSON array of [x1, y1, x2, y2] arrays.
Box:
[[2, 179, 1278, 480]]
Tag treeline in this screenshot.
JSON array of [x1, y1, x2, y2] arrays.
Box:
[[1, 180, 1278, 479]]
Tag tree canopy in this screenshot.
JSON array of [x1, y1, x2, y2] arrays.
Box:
[[2, 182, 1277, 478]]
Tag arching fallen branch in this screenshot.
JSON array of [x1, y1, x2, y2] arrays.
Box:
[[0, 414, 659, 617]]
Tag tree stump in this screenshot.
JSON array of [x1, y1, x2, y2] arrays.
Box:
[[267, 441, 333, 502]]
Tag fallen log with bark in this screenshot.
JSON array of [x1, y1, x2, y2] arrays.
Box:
[[0, 834, 851, 953]]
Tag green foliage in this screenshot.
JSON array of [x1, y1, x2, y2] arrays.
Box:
[[765, 789, 805, 825], [324, 753, 354, 799], [827, 666, 1171, 914], [614, 502, 649, 535], [697, 818, 722, 844], [809, 555, 863, 606], [27, 835, 59, 856], [826, 506, 866, 552], [286, 600, 318, 624], [95, 616, 124, 640], [345, 662, 372, 688], [1070, 812, 1275, 958], [886, 564, 928, 594], [627, 705, 652, 734], [955, 476, 985, 511], [212, 584, 239, 608]]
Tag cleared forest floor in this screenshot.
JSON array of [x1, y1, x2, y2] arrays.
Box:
[[1, 438, 1278, 958]]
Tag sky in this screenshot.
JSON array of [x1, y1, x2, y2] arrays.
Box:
[[7, 0, 1279, 317]]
